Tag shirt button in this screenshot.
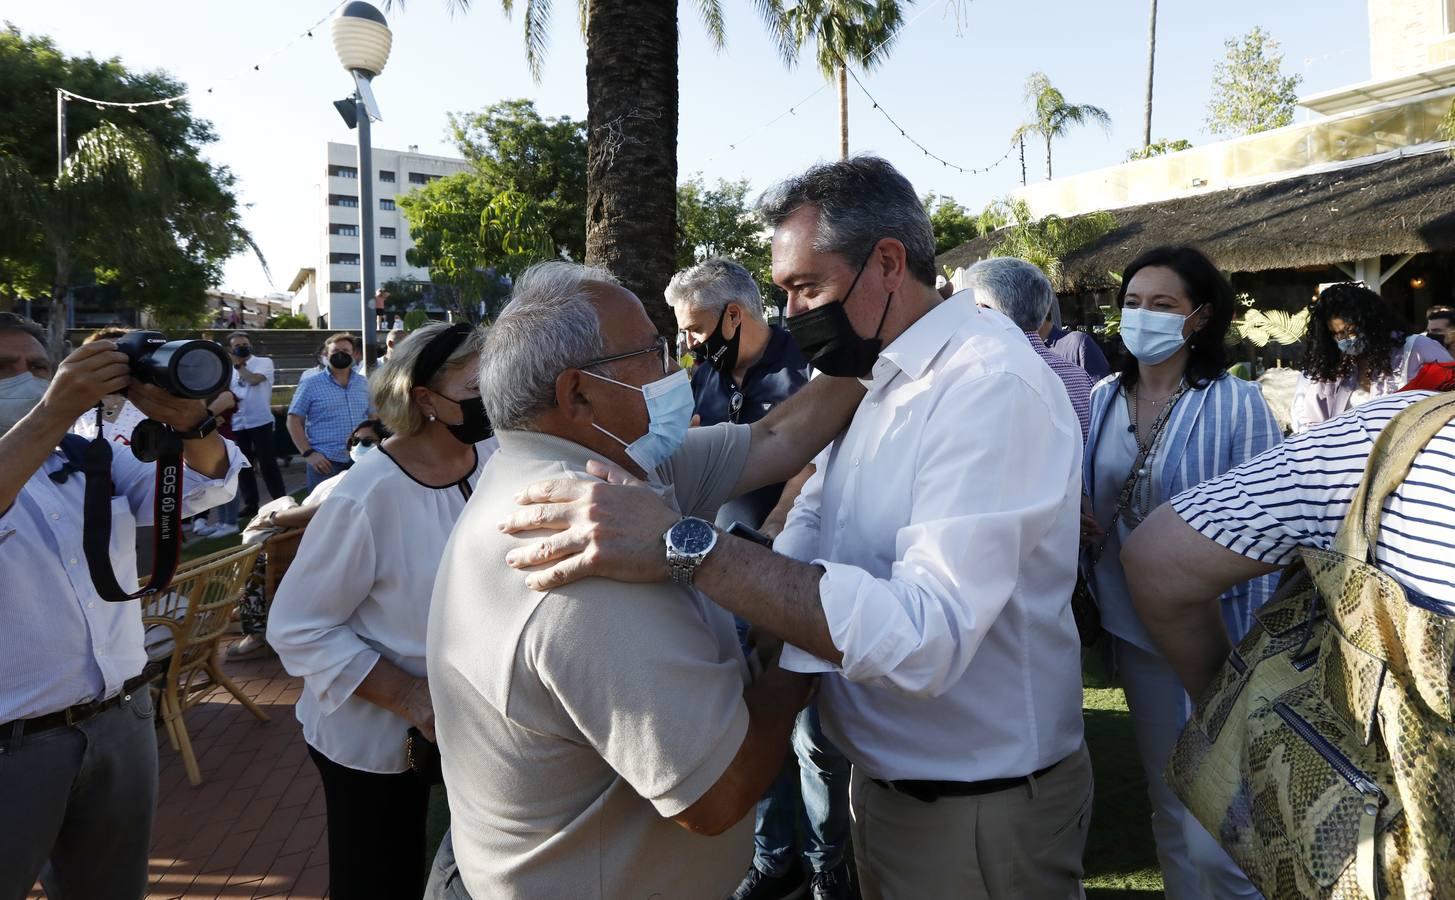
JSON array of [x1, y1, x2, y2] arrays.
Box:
[[853, 458, 860, 467], [69, 557, 78, 565], [87, 602, 95, 609], [51, 512, 61, 520]]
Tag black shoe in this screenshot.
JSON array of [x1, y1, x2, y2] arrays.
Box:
[[730, 863, 808, 900], [809, 862, 852, 900]]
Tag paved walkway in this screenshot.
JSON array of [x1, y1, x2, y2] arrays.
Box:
[[30, 652, 329, 900]]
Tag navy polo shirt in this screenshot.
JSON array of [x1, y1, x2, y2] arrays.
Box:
[[690, 324, 811, 530]]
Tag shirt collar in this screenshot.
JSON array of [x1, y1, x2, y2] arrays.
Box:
[[493, 429, 677, 499], [870, 293, 976, 385]]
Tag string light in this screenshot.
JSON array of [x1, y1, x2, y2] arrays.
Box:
[[845, 66, 1014, 176], [56, 1, 343, 110]]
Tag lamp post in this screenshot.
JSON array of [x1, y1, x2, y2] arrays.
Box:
[[331, 2, 392, 371]]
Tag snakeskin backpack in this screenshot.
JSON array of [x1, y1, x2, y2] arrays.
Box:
[[1167, 392, 1455, 899]]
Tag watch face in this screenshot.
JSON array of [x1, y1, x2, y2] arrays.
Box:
[[670, 517, 716, 555]]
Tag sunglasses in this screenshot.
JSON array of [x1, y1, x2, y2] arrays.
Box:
[[348, 437, 378, 449]]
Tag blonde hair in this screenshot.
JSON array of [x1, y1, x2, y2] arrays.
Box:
[[370, 321, 485, 436]]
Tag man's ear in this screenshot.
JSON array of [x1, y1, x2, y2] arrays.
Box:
[[876, 238, 909, 295], [555, 369, 593, 423]]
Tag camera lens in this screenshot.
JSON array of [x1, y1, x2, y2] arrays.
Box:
[[173, 345, 226, 396]]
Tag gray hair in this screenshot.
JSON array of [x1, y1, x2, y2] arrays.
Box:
[[370, 320, 486, 437], [0, 313, 49, 355], [758, 155, 937, 287], [965, 257, 1056, 332], [665, 257, 764, 321], [481, 261, 616, 432]]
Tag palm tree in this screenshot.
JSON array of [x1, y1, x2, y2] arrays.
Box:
[[1143, 0, 1158, 150], [775, 1, 908, 159], [1015, 72, 1112, 181], [984, 197, 1117, 290], [414, 0, 782, 335]]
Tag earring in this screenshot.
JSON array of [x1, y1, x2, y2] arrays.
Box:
[[428, 414, 437, 422]]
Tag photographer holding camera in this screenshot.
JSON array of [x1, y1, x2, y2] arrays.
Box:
[[0, 314, 243, 900]]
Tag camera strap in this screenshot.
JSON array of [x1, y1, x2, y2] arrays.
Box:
[[78, 407, 185, 603]]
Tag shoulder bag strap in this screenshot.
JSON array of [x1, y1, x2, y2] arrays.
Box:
[[1088, 384, 1188, 567], [1336, 392, 1455, 563]]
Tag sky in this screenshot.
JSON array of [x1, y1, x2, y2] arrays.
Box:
[[7, 0, 1371, 295]]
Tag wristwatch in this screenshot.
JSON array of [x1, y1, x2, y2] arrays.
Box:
[[664, 516, 718, 585], [174, 414, 220, 441], [301, 448, 318, 458]]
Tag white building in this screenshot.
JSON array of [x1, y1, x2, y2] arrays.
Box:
[[303, 142, 469, 329]]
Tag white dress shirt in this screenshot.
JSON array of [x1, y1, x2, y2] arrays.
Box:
[[268, 437, 497, 774], [776, 297, 1085, 781], [230, 356, 276, 431], [0, 438, 245, 722]]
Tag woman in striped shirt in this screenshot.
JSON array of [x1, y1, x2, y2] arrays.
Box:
[[1081, 246, 1281, 900]]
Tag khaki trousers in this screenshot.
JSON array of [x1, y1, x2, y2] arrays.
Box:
[[849, 741, 1094, 900]]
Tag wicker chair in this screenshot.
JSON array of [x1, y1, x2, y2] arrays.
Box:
[[260, 528, 305, 615], [142, 542, 267, 786]]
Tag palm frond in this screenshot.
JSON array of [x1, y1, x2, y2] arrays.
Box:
[[695, 0, 726, 51]]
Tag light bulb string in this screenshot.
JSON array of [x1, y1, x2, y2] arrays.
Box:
[[57, 1, 344, 111]]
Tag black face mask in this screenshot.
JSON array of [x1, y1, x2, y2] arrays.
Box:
[[437, 394, 492, 445], [232, 345, 252, 358], [786, 249, 894, 378], [328, 350, 354, 370], [692, 306, 741, 377]]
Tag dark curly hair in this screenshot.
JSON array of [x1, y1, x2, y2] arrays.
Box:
[[1116, 246, 1234, 392], [1300, 283, 1410, 384]]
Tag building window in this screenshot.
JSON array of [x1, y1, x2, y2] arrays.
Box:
[[379, 169, 396, 183], [328, 164, 359, 179], [381, 255, 398, 267], [329, 252, 361, 265], [379, 198, 396, 211], [328, 194, 358, 208], [329, 281, 361, 293], [380, 226, 397, 239], [329, 223, 359, 236], [407, 172, 441, 185]]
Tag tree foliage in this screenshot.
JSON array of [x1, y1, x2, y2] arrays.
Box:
[[1013, 72, 1112, 180], [922, 193, 980, 255], [0, 25, 260, 347], [985, 198, 1117, 290], [676, 177, 774, 300], [1205, 26, 1301, 137], [1127, 137, 1192, 160]]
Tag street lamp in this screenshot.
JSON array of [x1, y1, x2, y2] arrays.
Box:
[[331, 1, 392, 370]]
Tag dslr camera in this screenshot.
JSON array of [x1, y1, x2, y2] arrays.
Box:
[[114, 331, 232, 400]]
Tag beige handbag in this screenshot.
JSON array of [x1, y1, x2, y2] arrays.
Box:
[[1167, 392, 1455, 899]]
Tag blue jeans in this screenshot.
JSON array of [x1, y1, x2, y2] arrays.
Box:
[[755, 702, 852, 877], [216, 493, 240, 526], [306, 458, 351, 493]]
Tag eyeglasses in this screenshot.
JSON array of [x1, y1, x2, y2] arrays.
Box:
[[578, 335, 674, 377]]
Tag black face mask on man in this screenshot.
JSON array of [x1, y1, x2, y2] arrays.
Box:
[[692, 305, 741, 377], [328, 350, 353, 370], [786, 246, 894, 378]]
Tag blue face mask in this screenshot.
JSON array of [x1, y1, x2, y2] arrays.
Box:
[[582, 367, 694, 473], [1120, 305, 1204, 365], [1336, 335, 1366, 357]]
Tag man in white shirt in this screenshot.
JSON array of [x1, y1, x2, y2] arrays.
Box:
[[225, 331, 285, 515], [0, 313, 243, 899], [498, 157, 1092, 898]]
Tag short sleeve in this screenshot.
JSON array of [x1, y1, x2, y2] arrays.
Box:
[[660, 423, 752, 519], [256, 357, 275, 383], [287, 377, 312, 417], [1169, 420, 1374, 566], [524, 583, 749, 817]]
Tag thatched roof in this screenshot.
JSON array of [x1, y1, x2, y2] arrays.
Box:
[[937, 151, 1455, 292]]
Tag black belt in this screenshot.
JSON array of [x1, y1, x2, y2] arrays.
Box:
[[2, 674, 154, 737], [870, 753, 1068, 803]]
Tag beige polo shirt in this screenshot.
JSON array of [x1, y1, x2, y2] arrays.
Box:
[[427, 424, 755, 899]]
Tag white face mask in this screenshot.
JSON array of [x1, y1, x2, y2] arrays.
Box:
[[349, 441, 376, 464], [0, 372, 49, 436], [1120, 305, 1203, 365]]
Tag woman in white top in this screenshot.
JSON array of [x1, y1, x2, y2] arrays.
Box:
[[1290, 282, 1451, 433], [269, 321, 496, 900], [1081, 246, 1281, 900]]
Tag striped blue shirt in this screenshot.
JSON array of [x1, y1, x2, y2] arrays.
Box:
[[287, 369, 372, 462], [1172, 391, 1455, 612]]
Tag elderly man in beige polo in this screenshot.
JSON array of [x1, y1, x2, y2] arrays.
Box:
[[424, 261, 865, 899]]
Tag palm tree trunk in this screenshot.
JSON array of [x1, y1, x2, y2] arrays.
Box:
[[838, 64, 849, 159], [584, 0, 679, 335], [1018, 135, 1026, 186], [1143, 0, 1157, 150], [1045, 134, 1053, 181]]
